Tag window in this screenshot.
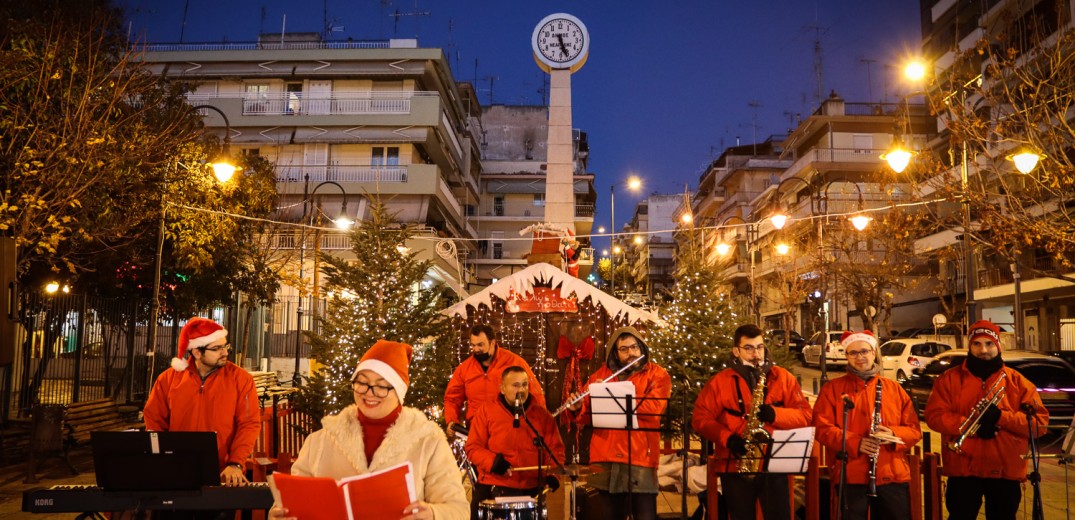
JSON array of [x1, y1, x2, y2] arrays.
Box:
[[852, 134, 873, 154], [493, 196, 505, 216], [533, 193, 545, 206], [244, 84, 270, 114], [493, 243, 503, 259], [286, 83, 303, 114], [372, 147, 400, 167]]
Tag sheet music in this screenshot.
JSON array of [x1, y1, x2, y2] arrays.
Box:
[[767, 426, 815, 473], [590, 381, 640, 429]]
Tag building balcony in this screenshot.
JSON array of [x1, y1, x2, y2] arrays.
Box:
[[784, 147, 885, 179], [472, 203, 595, 221], [276, 164, 409, 184], [188, 91, 439, 117]]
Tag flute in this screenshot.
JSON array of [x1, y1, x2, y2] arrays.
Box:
[[550, 355, 645, 417]]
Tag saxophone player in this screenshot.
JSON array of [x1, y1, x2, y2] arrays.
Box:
[[813, 330, 921, 520], [693, 324, 812, 520], [925, 320, 1048, 520]]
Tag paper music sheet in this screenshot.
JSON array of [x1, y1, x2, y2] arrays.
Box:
[[590, 381, 640, 429], [767, 426, 815, 474]]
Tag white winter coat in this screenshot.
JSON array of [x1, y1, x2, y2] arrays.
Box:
[[289, 405, 468, 519]]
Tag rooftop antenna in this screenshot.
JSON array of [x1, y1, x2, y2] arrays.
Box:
[[748, 100, 762, 155], [860, 57, 876, 103], [259, 6, 267, 38], [379, 0, 392, 39], [179, 0, 191, 43], [482, 75, 498, 106], [805, 23, 828, 106], [389, 0, 430, 39]]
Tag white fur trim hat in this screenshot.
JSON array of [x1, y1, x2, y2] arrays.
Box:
[[840, 330, 878, 350], [172, 317, 227, 371], [352, 340, 413, 402]]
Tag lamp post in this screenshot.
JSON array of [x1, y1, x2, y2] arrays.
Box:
[[146, 104, 236, 395], [609, 176, 642, 297], [293, 174, 352, 386], [770, 176, 869, 385]]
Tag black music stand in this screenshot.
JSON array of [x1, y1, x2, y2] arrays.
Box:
[[590, 384, 668, 520], [710, 427, 814, 520]]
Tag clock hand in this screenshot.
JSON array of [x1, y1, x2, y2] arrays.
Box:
[[556, 34, 569, 57]]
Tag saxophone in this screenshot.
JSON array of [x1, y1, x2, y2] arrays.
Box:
[[739, 367, 772, 473]]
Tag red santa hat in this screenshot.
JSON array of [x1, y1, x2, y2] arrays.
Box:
[[352, 340, 413, 402], [968, 320, 1002, 348], [172, 317, 228, 371], [840, 330, 878, 350]]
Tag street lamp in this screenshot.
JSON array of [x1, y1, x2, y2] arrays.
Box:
[[609, 175, 642, 296], [769, 175, 869, 384], [146, 104, 237, 394], [294, 174, 352, 386]]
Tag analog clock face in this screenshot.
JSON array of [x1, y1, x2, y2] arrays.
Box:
[[532, 14, 589, 71]]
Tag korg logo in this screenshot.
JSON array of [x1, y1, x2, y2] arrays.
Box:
[[35, 498, 53, 506]]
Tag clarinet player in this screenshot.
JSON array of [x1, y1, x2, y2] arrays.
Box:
[[814, 330, 921, 520], [925, 320, 1048, 520], [692, 324, 812, 520]]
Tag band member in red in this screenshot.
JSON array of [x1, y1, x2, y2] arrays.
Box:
[[814, 330, 921, 520], [465, 366, 565, 519], [692, 324, 812, 520], [925, 320, 1048, 520], [444, 325, 545, 432]]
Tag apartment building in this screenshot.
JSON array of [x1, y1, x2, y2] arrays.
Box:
[[916, 0, 1075, 350], [622, 195, 681, 302], [138, 34, 481, 298], [469, 104, 596, 288]]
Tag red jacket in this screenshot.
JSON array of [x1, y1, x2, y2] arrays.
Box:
[[813, 373, 922, 485], [465, 397, 565, 489], [573, 361, 671, 468], [143, 362, 261, 469], [443, 348, 545, 425], [692, 364, 812, 473], [925, 364, 1048, 481]]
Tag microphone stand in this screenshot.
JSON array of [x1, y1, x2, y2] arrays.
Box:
[[1024, 404, 1044, 520], [836, 397, 854, 520], [519, 401, 568, 518]]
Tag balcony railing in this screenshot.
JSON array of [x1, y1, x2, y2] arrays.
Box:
[[187, 91, 438, 117], [785, 147, 884, 178], [137, 41, 392, 52], [276, 165, 408, 183], [478, 204, 594, 219], [267, 233, 351, 251], [575, 204, 595, 218]]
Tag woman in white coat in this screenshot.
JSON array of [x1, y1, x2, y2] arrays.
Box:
[[271, 340, 468, 520]]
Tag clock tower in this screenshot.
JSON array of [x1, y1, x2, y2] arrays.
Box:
[[532, 13, 589, 233]]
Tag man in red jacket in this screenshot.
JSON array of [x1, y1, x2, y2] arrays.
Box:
[[692, 324, 812, 520], [566, 326, 671, 520], [465, 366, 565, 519], [813, 330, 921, 520], [143, 317, 260, 488], [444, 325, 545, 432], [925, 320, 1048, 520]]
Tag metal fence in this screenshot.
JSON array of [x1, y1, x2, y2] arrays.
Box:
[[1, 292, 325, 424]]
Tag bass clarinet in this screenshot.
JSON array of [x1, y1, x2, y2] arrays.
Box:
[[867, 379, 882, 498]]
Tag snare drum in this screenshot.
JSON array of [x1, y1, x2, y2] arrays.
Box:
[[478, 499, 546, 520]]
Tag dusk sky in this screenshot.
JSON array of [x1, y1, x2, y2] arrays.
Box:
[[120, 0, 924, 245]]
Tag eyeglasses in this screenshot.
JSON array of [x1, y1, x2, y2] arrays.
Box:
[[846, 349, 874, 358], [353, 380, 395, 398], [617, 344, 642, 354], [735, 344, 765, 353], [202, 344, 231, 353]]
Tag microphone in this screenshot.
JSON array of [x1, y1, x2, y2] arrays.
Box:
[[1021, 403, 1036, 414], [513, 397, 521, 428], [842, 395, 855, 410]]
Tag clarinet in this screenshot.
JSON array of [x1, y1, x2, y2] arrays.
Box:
[[867, 379, 883, 498]]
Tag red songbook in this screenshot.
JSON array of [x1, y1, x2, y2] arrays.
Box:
[[270, 462, 417, 520]]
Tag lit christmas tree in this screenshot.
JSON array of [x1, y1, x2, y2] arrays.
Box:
[[648, 230, 738, 427], [294, 200, 454, 423]]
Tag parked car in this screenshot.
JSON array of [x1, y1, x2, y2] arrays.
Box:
[[766, 329, 806, 355], [879, 339, 951, 382], [901, 349, 1075, 429], [801, 331, 851, 368]]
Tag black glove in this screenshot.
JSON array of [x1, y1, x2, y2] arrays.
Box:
[[726, 434, 748, 457], [974, 404, 1002, 439], [756, 404, 776, 424], [490, 453, 510, 475]]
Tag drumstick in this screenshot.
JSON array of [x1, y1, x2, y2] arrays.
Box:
[[510, 466, 543, 472]]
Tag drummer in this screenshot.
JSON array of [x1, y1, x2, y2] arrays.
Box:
[[465, 366, 566, 520]]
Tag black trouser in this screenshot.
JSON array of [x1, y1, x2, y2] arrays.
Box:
[[945, 476, 1022, 520], [836, 482, 911, 520], [586, 490, 657, 520], [470, 483, 542, 520], [720, 474, 790, 520]]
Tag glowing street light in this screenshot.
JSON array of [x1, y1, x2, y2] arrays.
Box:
[[1008, 149, 1044, 174]]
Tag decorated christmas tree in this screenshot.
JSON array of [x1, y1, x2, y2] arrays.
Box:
[[294, 200, 454, 423], [648, 227, 739, 427]]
